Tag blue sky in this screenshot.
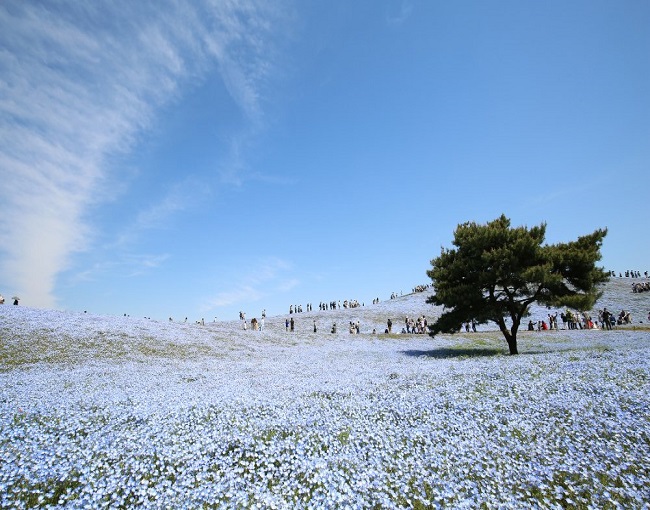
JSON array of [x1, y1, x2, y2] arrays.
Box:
[[1, 1, 649, 321]]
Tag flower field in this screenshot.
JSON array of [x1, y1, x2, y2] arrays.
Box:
[[1, 281, 649, 508]]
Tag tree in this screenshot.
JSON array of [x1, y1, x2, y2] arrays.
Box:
[[426, 215, 608, 355]]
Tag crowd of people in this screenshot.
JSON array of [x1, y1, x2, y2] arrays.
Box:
[[592, 308, 632, 329], [288, 300, 368, 313], [348, 321, 361, 334], [610, 270, 648, 278], [388, 284, 431, 299], [405, 316, 429, 334], [632, 282, 650, 293], [383, 316, 429, 334], [525, 307, 637, 332], [237, 274, 648, 336], [286, 284, 436, 314]]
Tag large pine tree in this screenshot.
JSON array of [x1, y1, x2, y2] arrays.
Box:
[[427, 215, 608, 355]]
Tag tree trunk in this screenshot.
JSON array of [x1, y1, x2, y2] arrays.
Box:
[[508, 320, 520, 355], [506, 333, 518, 355], [496, 318, 519, 355]]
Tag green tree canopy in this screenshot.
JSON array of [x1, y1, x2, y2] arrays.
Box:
[[426, 215, 608, 354]]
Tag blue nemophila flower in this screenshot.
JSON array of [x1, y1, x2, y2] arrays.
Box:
[[1, 305, 649, 508]]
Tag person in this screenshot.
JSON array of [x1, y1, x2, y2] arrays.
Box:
[[13, 298, 19, 306], [290, 317, 295, 332], [602, 308, 612, 330], [0, 295, 4, 304], [387, 318, 392, 333], [331, 323, 337, 333], [313, 320, 317, 333], [285, 318, 289, 332]]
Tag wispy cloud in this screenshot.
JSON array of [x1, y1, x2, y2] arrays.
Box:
[[385, 0, 413, 25], [0, 0, 288, 308], [124, 253, 171, 277], [67, 252, 171, 286], [205, 286, 265, 309], [115, 176, 210, 248], [202, 258, 295, 311]]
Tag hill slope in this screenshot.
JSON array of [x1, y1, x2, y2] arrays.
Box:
[[0, 278, 649, 508], [1, 277, 647, 367], [263, 276, 649, 335]]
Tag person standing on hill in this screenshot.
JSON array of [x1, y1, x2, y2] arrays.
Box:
[[602, 308, 612, 330]]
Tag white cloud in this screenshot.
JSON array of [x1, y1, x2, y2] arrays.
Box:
[[114, 177, 210, 248], [202, 257, 296, 311], [277, 278, 300, 292], [0, 0, 289, 308], [205, 286, 264, 309], [385, 0, 413, 25], [66, 252, 171, 285], [124, 253, 171, 277]]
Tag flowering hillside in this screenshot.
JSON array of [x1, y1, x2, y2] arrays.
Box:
[[1, 278, 649, 508]]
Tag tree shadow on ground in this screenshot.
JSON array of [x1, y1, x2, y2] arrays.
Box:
[[401, 348, 505, 359]]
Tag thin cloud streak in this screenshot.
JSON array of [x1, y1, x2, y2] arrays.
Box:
[[66, 252, 171, 285], [115, 176, 211, 248], [201, 258, 295, 311], [206, 286, 264, 309], [0, 0, 288, 308]]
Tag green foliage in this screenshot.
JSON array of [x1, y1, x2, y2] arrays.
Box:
[[427, 215, 608, 354]]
